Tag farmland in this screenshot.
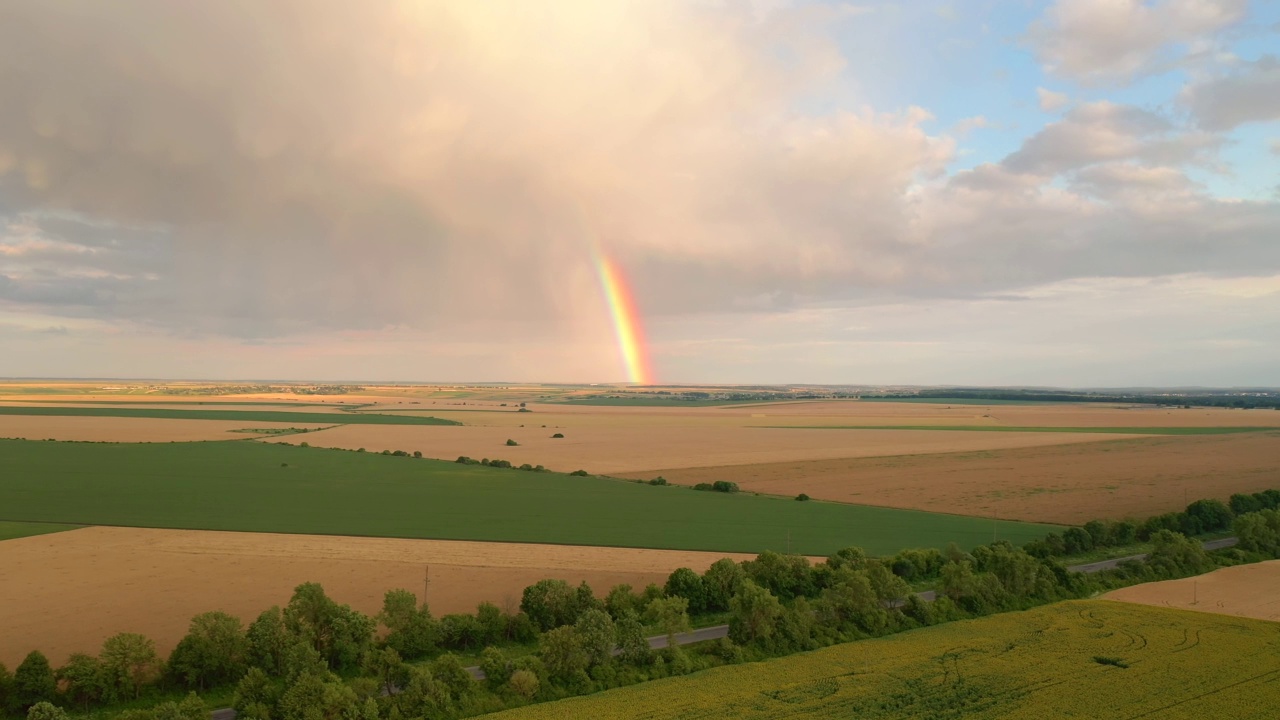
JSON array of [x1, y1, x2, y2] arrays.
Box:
[[0, 439, 1057, 556], [286, 424, 1128, 475], [0, 415, 334, 442], [0, 527, 762, 667], [628, 432, 1280, 524], [484, 600, 1280, 720], [1105, 559, 1280, 622], [0, 405, 459, 425], [0, 521, 81, 542]]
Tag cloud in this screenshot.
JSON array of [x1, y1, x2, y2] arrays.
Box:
[[1002, 101, 1218, 175], [1025, 0, 1247, 84], [1181, 55, 1280, 130], [0, 0, 1277, 385], [1037, 87, 1070, 112]]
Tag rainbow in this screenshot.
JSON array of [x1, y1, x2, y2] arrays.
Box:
[[576, 204, 655, 385]]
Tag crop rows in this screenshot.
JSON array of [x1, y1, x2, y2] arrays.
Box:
[[484, 600, 1280, 719]]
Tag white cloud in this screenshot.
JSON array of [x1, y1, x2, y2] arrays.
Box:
[[1025, 0, 1247, 84], [1181, 55, 1280, 130], [1037, 87, 1070, 111]]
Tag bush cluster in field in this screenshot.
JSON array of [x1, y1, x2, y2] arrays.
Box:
[[455, 456, 549, 473], [4, 489, 1279, 720]]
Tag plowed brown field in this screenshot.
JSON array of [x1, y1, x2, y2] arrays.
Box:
[[1104, 560, 1280, 622], [0, 527, 760, 667], [286, 425, 1129, 474], [620, 432, 1280, 524], [0, 416, 330, 442]]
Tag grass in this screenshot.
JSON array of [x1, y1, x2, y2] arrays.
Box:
[[0, 520, 83, 542], [483, 600, 1280, 719], [772, 424, 1276, 435], [0, 439, 1057, 556], [0, 405, 461, 426]]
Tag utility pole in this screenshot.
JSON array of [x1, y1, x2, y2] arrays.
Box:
[[1193, 578, 1198, 605]]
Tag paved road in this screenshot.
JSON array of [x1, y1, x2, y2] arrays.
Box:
[[1066, 536, 1237, 574], [212, 536, 1238, 718]]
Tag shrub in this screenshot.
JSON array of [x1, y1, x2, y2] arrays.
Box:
[[413, 451, 422, 458], [712, 481, 740, 493], [506, 439, 519, 446], [570, 470, 590, 477], [519, 463, 534, 471], [552, 433, 565, 438], [299, 442, 309, 448], [649, 477, 668, 486], [796, 493, 810, 501], [356, 448, 365, 452]]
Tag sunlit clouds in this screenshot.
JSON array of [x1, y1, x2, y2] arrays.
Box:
[[0, 0, 1277, 384]]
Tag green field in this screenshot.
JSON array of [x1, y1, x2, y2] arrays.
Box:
[[775, 424, 1275, 435], [0, 405, 460, 426], [0, 520, 83, 542], [0, 439, 1055, 555], [484, 600, 1280, 719]]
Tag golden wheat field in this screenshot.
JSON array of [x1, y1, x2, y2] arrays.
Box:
[[628, 432, 1280, 524], [484, 600, 1280, 720], [0, 527, 760, 667], [1105, 560, 1280, 622]]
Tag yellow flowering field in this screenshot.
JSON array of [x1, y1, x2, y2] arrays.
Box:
[[485, 600, 1280, 719]]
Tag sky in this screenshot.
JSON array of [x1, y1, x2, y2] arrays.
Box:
[[1, 0, 1278, 387]]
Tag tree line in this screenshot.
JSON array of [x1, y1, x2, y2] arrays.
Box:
[[3, 489, 1279, 720]]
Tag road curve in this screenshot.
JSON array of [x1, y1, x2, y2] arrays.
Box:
[[213, 536, 1238, 718]]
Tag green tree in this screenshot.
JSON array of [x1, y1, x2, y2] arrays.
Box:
[[614, 612, 652, 666], [644, 596, 691, 646], [100, 633, 160, 701], [427, 654, 474, 705], [14, 652, 56, 711], [284, 583, 374, 671], [247, 607, 290, 675], [277, 670, 358, 720], [506, 669, 539, 700], [1146, 530, 1213, 577], [0, 662, 12, 716], [728, 581, 783, 646], [362, 647, 406, 697], [538, 626, 587, 682], [25, 702, 67, 720], [664, 568, 706, 614], [520, 579, 578, 631], [395, 667, 448, 718], [573, 609, 616, 667], [604, 584, 640, 620], [232, 667, 277, 720], [152, 693, 206, 720], [476, 602, 506, 646], [1235, 509, 1280, 555], [168, 611, 249, 690], [1184, 499, 1234, 534], [743, 551, 814, 600], [377, 590, 438, 660], [56, 654, 107, 712], [702, 558, 746, 612], [478, 647, 512, 691]]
